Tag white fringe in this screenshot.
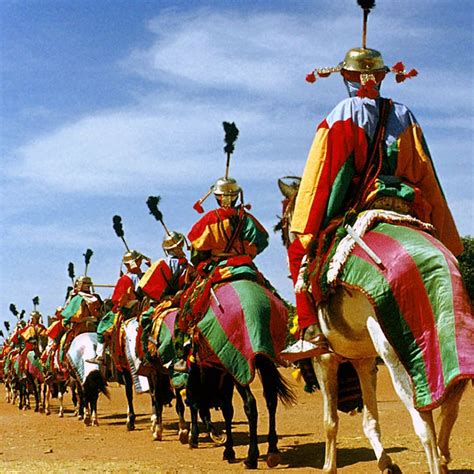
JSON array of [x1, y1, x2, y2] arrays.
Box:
[[326, 210, 434, 285]]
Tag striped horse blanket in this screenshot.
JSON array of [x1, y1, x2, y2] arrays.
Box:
[[326, 210, 474, 410]]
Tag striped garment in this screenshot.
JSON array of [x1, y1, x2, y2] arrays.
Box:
[[332, 221, 473, 410], [188, 206, 269, 260], [291, 95, 463, 256]]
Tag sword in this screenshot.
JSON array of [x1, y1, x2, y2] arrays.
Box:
[[345, 224, 385, 270], [210, 288, 224, 312]]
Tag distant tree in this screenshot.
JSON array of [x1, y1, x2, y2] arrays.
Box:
[[458, 236, 474, 301]]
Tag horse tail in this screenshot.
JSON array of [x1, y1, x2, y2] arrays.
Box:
[[255, 354, 297, 408], [84, 370, 110, 400]]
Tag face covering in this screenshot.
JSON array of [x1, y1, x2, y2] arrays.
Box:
[[344, 78, 381, 98]]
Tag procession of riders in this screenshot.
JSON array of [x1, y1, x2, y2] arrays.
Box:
[[0, 2, 472, 472]]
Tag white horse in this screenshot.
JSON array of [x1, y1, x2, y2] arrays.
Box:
[[278, 177, 471, 474]]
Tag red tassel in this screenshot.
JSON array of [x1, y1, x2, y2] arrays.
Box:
[[392, 61, 405, 73], [395, 73, 406, 83], [305, 72, 317, 83], [356, 80, 379, 99], [407, 68, 418, 78], [244, 203, 252, 210], [193, 201, 204, 214]]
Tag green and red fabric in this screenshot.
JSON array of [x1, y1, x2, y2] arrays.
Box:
[[25, 350, 44, 383], [194, 279, 288, 386], [332, 222, 473, 410], [188, 206, 269, 260]]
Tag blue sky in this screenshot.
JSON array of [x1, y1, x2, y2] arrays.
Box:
[[1, 0, 473, 331]]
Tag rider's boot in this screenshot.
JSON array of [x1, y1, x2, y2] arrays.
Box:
[[280, 324, 330, 362]]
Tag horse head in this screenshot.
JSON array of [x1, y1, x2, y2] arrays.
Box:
[[275, 176, 301, 248]]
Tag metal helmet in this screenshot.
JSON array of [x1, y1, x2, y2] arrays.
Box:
[[212, 177, 242, 208], [340, 47, 387, 73], [162, 231, 185, 252], [76, 275, 93, 286], [30, 311, 41, 320], [122, 250, 142, 265]]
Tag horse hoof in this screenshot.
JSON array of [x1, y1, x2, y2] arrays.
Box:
[[153, 431, 162, 441], [84, 416, 91, 426], [126, 422, 135, 431], [45, 410, 51, 416], [244, 459, 258, 469], [210, 431, 227, 446], [383, 464, 402, 474], [92, 420, 99, 427], [179, 429, 189, 444], [266, 452, 281, 468], [58, 412, 64, 418], [189, 441, 198, 449], [223, 449, 236, 463]]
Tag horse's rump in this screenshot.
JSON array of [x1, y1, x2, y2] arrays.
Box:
[[196, 279, 288, 386], [328, 214, 474, 410]]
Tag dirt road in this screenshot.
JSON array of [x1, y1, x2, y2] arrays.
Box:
[[1, 366, 473, 473]]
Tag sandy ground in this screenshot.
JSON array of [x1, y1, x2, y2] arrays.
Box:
[[1, 365, 473, 474]]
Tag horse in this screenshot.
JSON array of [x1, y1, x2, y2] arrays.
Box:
[[135, 304, 224, 444], [181, 275, 297, 469], [66, 331, 109, 426], [277, 176, 473, 474]]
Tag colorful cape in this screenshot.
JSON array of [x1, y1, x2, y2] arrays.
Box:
[[332, 221, 473, 410], [26, 350, 44, 382], [188, 206, 269, 258], [291, 95, 463, 255], [195, 279, 288, 386]]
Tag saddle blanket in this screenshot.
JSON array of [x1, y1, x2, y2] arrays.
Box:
[[66, 332, 100, 385], [328, 213, 474, 410], [196, 279, 288, 386], [123, 319, 149, 394]]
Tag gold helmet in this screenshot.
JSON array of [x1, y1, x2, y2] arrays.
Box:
[[30, 311, 41, 320], [122, 250, 142, 265], [162, 231, 186, 254], [340, 47, 387, 73], [305, 1, 417, 92], [213, 177, 242, 208]]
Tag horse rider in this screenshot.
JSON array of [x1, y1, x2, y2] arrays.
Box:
[[41, 306, 67, 379], [87, 250, 150, 364], [282, 8, 463, 360], [18, 311, 47, 374], [60, 276, 102, 362], [188, 177, 269, 269], [138, 231, 194, 370]]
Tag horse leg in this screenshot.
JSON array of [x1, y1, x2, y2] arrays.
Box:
[[175, 389, 189, 444], [236, 384, 259, 469], [189, 402, 200, 448], [71, 383, 79, 416], [221, 379, 236, 463], [313, 354, 340, 474], [351, 358, 395, 473], [367, 317, 441, 474], [44, 384, 51, 415], [123, 370, 136, 431], [58, 382, 65, 417], [149, 372, 163, 441], [437, 380, 467, 473]]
